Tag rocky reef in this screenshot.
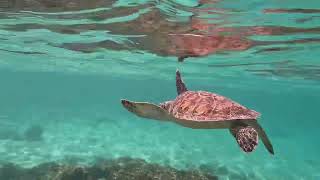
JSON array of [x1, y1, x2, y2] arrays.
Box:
[[0, 157, 218, 180]]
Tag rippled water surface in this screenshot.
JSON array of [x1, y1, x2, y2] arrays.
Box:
[[0, 0, 320, 179]]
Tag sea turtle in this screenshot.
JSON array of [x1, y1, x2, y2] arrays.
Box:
[[121, 70, 274, 154]]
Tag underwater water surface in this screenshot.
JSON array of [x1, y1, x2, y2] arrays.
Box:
[[0, 0, 320, 179]]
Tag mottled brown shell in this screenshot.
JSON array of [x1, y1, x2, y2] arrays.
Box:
[[168, 91, 260, 121]]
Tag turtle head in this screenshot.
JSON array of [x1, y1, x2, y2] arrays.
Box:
[[230, 126, 259, 153], [121, 99, 172, 121], [121, 99, 139, 114]]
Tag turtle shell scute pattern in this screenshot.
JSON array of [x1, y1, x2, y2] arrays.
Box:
[[168, 91, 259, 121]]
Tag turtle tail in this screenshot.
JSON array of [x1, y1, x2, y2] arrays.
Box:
[[176, 69, 188, 95]]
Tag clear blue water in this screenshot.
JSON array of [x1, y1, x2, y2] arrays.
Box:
[[0, 0, 320, 179]]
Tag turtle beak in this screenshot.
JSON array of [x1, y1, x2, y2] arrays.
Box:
[[121, 99, 136, 112]]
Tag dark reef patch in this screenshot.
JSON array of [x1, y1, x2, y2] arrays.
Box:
[[0, 157, 218, 180], [23, 124, 44, 141]]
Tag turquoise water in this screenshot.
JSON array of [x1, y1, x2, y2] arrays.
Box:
[[0, 0, 320, 179]]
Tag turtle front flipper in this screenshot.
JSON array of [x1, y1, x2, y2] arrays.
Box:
[[121, 99, 174, 121], [246, 120, 275, 155], [176, 70, 188, 95]]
